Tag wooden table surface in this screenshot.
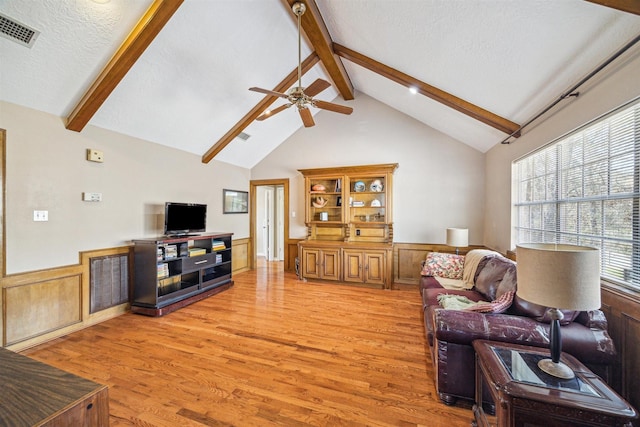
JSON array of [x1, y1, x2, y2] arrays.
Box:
[[472, 340, 637, 427], [0, 347, 108, 427]]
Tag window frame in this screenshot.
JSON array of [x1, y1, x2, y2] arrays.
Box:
[[512, 96, 640, 292]]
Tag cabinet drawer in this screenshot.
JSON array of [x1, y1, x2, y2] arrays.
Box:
[[182, 252, 216, 271]]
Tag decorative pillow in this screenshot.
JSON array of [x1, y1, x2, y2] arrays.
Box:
[[421, 252, 465, 279], [437, 290, 515, 314]]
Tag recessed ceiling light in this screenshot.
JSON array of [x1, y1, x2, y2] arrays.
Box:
[[409, 87, 418, 95]]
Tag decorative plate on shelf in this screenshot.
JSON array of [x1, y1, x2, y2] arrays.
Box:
[[354, 181, 366, 192], [370, 179, 383, 192]]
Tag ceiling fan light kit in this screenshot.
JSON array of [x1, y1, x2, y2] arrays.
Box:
[[249, 1, 353, 127]]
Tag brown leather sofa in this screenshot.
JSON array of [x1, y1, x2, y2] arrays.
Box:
[[420, 250, 617, 406]]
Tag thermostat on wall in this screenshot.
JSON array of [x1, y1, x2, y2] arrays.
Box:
[[83, 192, 102, 202]]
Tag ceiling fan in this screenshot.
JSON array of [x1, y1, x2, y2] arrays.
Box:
[[249, 1, 353, 127]]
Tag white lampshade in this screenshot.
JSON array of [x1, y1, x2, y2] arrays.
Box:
[[446, 228, 468, 248], [516, 243, 601, 311]]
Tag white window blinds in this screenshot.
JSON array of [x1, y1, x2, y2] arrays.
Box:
[[513, 98, 640, 291]]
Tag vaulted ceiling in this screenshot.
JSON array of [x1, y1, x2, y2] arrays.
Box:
[[1, 0, 639, 169]]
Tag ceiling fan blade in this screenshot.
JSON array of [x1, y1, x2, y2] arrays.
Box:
[[256, 104, 291, 121], [249, 87, 289, 99], [314, 100, 354, 115], [304, 79, 331, 97], [299, 107, 315, 127]]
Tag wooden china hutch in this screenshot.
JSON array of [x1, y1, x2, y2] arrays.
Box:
[[297, 164, 397, 289]]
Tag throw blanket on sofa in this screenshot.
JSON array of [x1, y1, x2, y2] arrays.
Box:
[[462, 249, 500, 288], [437, 294, 480, 310], [437, 291, 515, 314]]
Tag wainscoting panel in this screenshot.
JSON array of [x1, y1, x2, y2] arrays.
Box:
[[1, 247, 131, 351], [287, 239, 302, 273], [232, 238, 250, 274], [621, 313, 640, 413], [602, 284, 640, 419], [4, 274, 81, 346], [393, 243, 484, 287]]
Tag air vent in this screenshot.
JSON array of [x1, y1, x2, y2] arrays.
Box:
[[90, 254, 129, 313], [237, 132, 251, 141], [0, 13, 40, 48]]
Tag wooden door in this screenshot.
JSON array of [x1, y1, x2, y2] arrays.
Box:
[[364, 251, 386, 286], [301, 248, 321, 279], [342, 250, 364, 283], [321, 249, 341, 281]]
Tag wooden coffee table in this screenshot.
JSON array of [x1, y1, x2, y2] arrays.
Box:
[[0, 347, 109, 426], [472, 340, 637, 427]]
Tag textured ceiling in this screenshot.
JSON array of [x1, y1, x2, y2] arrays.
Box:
[[1, 0, 639, 168]]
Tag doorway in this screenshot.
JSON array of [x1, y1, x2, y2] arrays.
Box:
[[256, 185, 283, 261], [249, 179, 289, 271]]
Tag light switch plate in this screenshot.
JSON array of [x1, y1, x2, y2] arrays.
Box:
[[87, 149, 104, 163], [33, 210, 48, 221]]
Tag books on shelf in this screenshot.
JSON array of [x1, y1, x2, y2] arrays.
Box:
[[164, 244, 178, 259], [211, 240, 226, 251], [188, 247, 207, 257], [157, 263, 169, 279]]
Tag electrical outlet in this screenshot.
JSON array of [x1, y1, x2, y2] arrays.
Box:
[[33, 210, 48, 221], [87, 149, 104, 163], [83, 192, 102, 202]]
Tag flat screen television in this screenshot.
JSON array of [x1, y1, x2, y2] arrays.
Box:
[[164, 202, 207, 236]]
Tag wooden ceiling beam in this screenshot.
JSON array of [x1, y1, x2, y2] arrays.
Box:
[[283, 0, 354, 100], [65, 0, 183, 132], [333, 43, 521, 137], [585, 0, 640, 15], [201, 53, 320, 164]]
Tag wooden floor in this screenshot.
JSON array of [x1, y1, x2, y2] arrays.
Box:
[[23, 261, 474, 427]]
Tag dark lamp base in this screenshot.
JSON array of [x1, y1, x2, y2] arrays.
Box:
[[538, 358, 575, 379]]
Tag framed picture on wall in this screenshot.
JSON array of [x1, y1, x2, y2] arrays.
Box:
[[223, 189, 248, 214]]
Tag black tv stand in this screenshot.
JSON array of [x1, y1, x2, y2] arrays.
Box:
[[131, 232, 233, 316]]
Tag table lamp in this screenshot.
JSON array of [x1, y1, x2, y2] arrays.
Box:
[[516, 243, 601, 379], [446, 228, 468, 255]]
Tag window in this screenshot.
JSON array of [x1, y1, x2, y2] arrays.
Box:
[[513, 98, 640, 291]]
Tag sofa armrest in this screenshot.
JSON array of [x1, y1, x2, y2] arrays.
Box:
[[429, 307, 616, 365], [419, 276, 444, 295], [575, 309, 608, 330], [431, 307, 543, 346]]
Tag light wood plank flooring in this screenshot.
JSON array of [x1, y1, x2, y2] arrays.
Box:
[[23, 261, 473, 426]]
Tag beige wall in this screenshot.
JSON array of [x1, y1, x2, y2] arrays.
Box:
[[0, 102, 250, 274], [5, 46, 638, 275], [251, 93, 486, 245], [484, 48, 640, 254]]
